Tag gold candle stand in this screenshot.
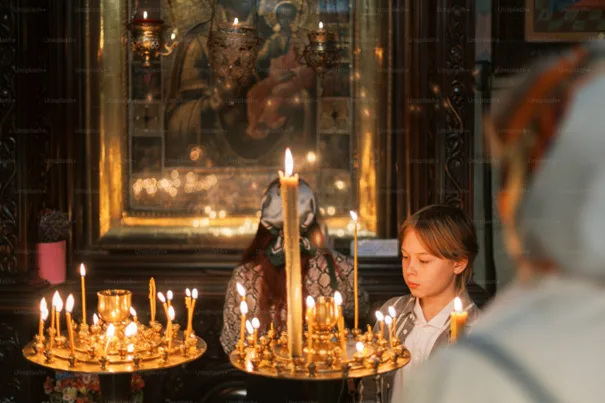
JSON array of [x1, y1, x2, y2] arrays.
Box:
[[229, 296, 410, 380], [23, 289, 207, 374]]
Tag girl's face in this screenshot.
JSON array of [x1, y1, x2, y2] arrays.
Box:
[[401, 230, 467, 299]]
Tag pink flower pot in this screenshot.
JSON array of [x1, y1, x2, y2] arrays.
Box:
[[38, 240, 66, 284]]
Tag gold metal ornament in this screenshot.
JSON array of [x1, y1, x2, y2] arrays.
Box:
[[23, 288, 207, 375], [229, 296, 410, 381], [301, 23, 340, 77], [207, 23, 260, 89]]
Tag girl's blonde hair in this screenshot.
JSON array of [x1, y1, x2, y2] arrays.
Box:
[[399, 204, 478, 291]]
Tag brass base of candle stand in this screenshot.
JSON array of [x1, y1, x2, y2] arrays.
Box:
[[229, 338, 410, 380], [22, 335, 206, 374]]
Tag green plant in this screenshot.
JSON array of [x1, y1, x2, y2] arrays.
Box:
[[38, 209, 71, 243]]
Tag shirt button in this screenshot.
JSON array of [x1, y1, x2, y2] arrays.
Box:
[[403, 329, 408, 334]]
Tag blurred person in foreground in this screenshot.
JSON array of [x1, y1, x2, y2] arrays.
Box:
[[403, 42, 605, 403]]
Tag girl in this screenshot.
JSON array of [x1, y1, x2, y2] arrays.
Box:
[[360, 204, 481, 402]]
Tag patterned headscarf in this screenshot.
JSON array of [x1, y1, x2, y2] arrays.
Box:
[[486, 42, 605, 277], [259, 177, 318, 266]]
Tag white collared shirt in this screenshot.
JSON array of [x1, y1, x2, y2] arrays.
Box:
[[390, 298, 455, 401]]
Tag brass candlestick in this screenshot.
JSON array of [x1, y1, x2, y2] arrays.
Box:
[[23, 288, 207, 374], [229, 295, 410, 380], [301, 23, 340, 77]]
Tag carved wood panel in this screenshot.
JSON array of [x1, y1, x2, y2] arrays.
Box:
[[0, 0, 18, 273], [397, 0, 475, 218]]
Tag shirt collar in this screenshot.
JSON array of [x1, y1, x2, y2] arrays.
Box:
[[412, 297, 456, 329]]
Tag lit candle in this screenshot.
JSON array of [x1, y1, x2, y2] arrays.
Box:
[[385, 315, 393, 348], [38, 298, 48, 341], [149, 278, 156, 323], [167, 290, 173, 308], [65, 295, 75, 355], [334, 292, 346, 353], [245, 319, 254, 350], [354, 341, 365, 363], [104, 324, 115, 355], [233, 17, 239, 29], [130, 307, 137, 323], [80, 263, 87, 325], [187, 289, 198, 337], [51, 291, 59, 334], [143, 11, 148, 19], [375, 311, 384, 338], [350, 211, 359, 329], [306, 296, 315, 362], [236, 283, 246, 303], [185, 288, 191, 310], [167, 306, 175, 341], [319, 21, 324, 30], [125, 322, 138, 339], [278, 148, 303, 358], [388, 306, 397, 334], [251, 317, 260, 348], [239, 301, 248, 351], [91, 313, 100, 334], [450, 297, 468, 343], [157, 292, 169, 322], [55, 295, 64, 338]]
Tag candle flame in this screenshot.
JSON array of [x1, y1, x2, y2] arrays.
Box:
[[246, 320, 253, 334], [106, 323, 116, 338], [350, 211, 358, 221], [319, 21, 324, 29], [171, 32, 176, 40], [41, 309, 49, 321], [143, 11, 148, 19], [375, 311, 384, 321], [40, 297, 47, 312], [65, 295, 74, 313], [252, 317, 260, 329], [157, 292, 166, 303], [52, 291, 61, 307], [55, 295, 64, 312], [306, 296, 315, 308], [125, 322, 138, 337], [167, 290, 173, 300], [186, 288, 191, 297], [93, 313, 99, 325], [80, 263, 86, 276], [192, 289, 198, 299], [454, 297, 463, 313], [240, 301, 248, 315], [334, 291, 343, 306], [284, 148, 294, 176], [233, 17, 239, 26], [236, 282, 245, 297], [168, 306, 175, 320], [388, 306, 396, 318], [127, 344, 134, 353], [385, 315, 392, 325], [130, 307, 137, 317], [356, 341, 364, 353]]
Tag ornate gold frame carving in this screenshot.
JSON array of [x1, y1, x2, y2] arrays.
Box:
[[84, 0, 390, 250]]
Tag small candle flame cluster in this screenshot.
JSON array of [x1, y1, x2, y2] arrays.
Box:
[[231, 287, 410, 379], [25, 268, 206, 373]]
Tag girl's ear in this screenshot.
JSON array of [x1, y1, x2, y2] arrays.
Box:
[[453, 258, 468, 275]]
